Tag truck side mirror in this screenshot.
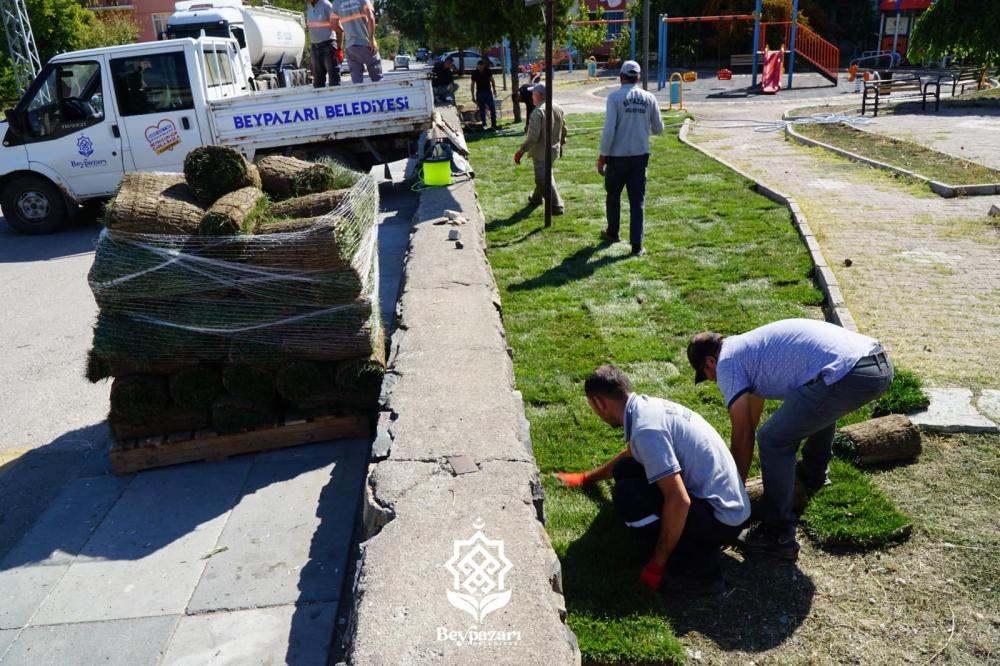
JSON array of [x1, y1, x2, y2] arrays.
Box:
[[4, 108, 21, 135]]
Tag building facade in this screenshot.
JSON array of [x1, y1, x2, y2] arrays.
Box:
[[85, 0, 179, 43]]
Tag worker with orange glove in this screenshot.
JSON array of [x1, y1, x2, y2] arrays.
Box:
[[558, 365, 750, 596]]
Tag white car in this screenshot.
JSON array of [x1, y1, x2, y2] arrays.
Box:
[[435, 50, 501, 71], [393, 53, 411, 70]]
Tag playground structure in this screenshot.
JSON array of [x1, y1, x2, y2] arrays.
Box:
[[657, 0, 839, 93], [565, 17, 636, 73], [518, 17, 637, 79]]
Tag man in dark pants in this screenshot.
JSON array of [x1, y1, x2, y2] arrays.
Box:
[[597, 60, 663, 256], [306, 0, 341, 88], [687, 318, 894, 561], [557, 365, 749, 594], [470, 60, 497, 131], [432, 57, 458, 103]]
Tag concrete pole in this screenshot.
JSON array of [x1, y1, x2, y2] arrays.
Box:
[[642, 0, 649, 89], [544, 0, 554, 228], [891, 9, 902, 61], [751, 0, 762, 88]]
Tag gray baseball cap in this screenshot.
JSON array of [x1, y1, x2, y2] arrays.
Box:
[[529, 82, 546, 95], [621, 60, 641, 76]]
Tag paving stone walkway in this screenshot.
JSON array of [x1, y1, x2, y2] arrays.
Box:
[[685, 100, 1000, 394]]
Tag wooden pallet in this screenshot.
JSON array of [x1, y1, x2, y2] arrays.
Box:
[[109, 414, 371, 475]]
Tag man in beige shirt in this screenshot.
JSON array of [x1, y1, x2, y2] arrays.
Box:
[[514, 83, 567, 214]]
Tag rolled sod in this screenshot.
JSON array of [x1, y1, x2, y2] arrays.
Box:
[[276, 361, 335, 403], [200, 187, 269, 236], [111, 406, 211, 440], [256, 155, 336, 199], [266, 189, 350, 219], [85, 348, 112, 383], [334, 357, 385, 395], [104, 172, 204, 235], [211, 394, 280, 434], [184, 145, 262, 204], [835, 415, 922, 466], [222, 364, 277, 401], [109, 374, 170, 421], [169, 365, 223, 410]]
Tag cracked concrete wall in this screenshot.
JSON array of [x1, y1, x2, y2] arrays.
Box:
[[343, 119, 580, 664]]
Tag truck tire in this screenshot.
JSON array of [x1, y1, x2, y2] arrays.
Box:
[[1, 175, 68, 234]]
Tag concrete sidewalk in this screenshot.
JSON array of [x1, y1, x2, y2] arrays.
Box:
[[0, 169, 418, 664]]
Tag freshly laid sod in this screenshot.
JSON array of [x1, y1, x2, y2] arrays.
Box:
[[471, 114, 912, 663], [796, 122, 1000, 185]]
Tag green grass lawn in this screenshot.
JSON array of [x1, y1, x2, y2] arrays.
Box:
[[796, 122, 1000, 186], [470, 113, 911, 664]]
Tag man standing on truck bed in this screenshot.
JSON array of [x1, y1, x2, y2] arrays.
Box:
[[307, 0, 342, 87], [332, 0, 384, 84]]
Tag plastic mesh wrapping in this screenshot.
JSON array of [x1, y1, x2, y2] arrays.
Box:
[[89, 170, 382, 367]]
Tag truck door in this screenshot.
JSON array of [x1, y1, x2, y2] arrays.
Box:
[[15, 57, 124, 198], [108, 48, 204, 172]]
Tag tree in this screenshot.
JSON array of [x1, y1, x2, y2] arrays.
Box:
[[78, 12, 141, 51], [909, 0, 1000, 66], [571, 1, 607, 60]]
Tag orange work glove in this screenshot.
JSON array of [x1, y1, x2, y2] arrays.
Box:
[[639, 560, 665, 592], [556, 471, 589, 487], [336, 47, 344, 62]]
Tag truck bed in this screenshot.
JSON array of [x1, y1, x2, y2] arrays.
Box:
[[208, 71, 434, 154]]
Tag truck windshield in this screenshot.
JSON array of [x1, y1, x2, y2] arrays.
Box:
[[166, 22, 229, 41], [21, 61, 104, 139]]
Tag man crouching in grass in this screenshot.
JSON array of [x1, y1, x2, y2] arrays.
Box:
[[557, 365, 750, 595]]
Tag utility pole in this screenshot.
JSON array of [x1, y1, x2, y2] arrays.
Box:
[[1, 0, 42, 94], [641, 0, 649, 89]]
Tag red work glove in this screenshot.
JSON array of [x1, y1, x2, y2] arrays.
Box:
[[597, 155, 606, 176], [514, 150, 523, 165], [336, 47, 344, 62], [639, 560, 665, 592], [555, 471, 589, 487]]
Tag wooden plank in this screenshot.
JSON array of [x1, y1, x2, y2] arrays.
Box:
[[109, 414, 371, 475]]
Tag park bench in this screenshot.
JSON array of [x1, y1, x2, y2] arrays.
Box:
[[937, 67, 987, 96], [862, 76, 940, 116], [730, 54, 754, 71]]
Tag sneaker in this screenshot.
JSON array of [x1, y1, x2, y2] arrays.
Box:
[[796, 460, 831, 491], [600, 229, 620, 243], [631, 246, 647, 256], [735, 524, 800, 561], [662, 571, 727, 597]]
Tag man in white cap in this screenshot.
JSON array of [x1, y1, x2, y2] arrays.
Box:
[[597, 60, 663, 256], [514, 82, 567, 215]]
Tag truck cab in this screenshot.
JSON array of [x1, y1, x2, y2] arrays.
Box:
[[167, 0, 306, 88], [1, 38, 243, 234]]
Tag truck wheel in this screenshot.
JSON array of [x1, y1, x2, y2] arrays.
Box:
[[1, 176, 68, 234]]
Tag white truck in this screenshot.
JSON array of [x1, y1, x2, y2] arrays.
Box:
[[0, 37, 433, 234], [166, 0, 307, 88]]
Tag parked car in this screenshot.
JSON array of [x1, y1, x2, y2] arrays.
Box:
[[415, 47, 429, 62], [434, 50, 500, 71], [394, 53, 411, 70]]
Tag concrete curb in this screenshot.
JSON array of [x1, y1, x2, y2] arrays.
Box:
[[678, 118, 859, 332], [783, 119, 1000, 198], [342, 112, 580, 664]]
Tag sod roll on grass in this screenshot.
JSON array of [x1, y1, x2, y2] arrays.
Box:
[[183, 145, 262, 204], [104, 172, 204, 235]]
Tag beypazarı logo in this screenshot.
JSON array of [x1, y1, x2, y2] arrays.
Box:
[[76, 134, 94, 157], [444, 518, 513, 623]]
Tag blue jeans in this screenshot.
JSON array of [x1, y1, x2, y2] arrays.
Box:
[[604, 154, 649, 250], [757, 352, 894, 538], [311, 40, 340, 88], [476, 92, 496, 128]]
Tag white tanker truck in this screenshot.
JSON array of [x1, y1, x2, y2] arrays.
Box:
[[167, 1, 307, 88]]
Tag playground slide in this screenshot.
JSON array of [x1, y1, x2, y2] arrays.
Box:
[[761, 49, 782, 94]]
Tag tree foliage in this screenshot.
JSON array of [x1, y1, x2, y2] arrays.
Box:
[[909, 0, 1000, 66], [571, 1, 607, 59]]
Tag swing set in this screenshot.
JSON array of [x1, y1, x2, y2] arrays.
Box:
[[656, 0, 839, 93]]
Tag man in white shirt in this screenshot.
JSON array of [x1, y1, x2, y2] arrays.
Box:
[[687, 318, 893, 560], [557, 365, 749, 595]]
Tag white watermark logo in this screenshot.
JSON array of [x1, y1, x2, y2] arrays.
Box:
[[443, 518, 513, 623]]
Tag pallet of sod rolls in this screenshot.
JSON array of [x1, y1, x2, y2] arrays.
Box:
[[88, 145, 383, 475]]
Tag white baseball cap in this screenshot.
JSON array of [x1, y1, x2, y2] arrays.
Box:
[[621, 60, 641, 76]]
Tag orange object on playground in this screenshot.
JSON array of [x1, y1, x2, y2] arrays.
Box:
[[682, 71, 697, 82], [761, 48, 783, 94], [717, 68, 732, 80]]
